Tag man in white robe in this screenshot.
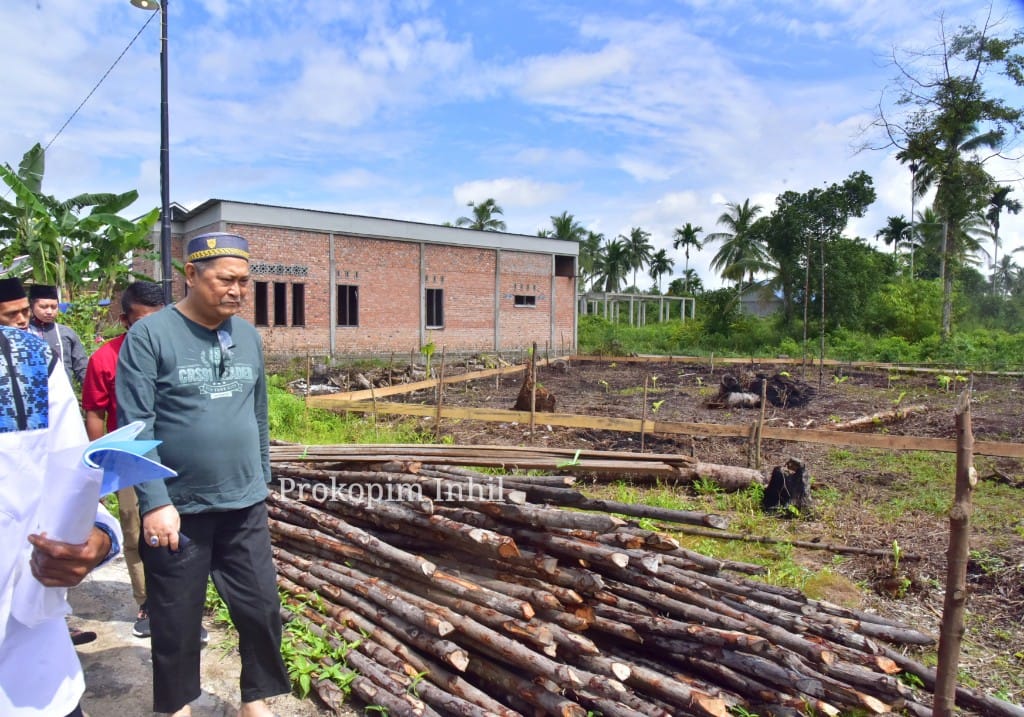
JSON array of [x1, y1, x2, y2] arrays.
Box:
[[0, 325, 122, 717]]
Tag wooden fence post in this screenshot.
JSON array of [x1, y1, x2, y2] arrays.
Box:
[[529, 342, 538, 441], [435, 346, 447, 439], [933, 384, 975, 716]]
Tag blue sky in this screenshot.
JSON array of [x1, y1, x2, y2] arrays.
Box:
[[2, 0, 1024, 290]]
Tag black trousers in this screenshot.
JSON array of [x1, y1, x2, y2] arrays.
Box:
[[65, 706, 83, 717], [142, 501, 290, 713]]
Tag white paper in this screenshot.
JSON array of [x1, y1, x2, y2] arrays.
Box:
[[11, 445, 104, 628], [10, 422, 175, 629]]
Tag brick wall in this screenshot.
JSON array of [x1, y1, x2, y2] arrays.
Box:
[[141, 222, 577, 357]]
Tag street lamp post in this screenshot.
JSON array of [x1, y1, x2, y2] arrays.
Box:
[[131, 0, 172, 304]]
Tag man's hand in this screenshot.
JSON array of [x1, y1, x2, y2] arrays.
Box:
[[142, 504, 182, 552], [27, 527, 111, 588]]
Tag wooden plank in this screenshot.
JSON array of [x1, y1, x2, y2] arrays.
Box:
[[565, 355, 1024, 377], [306, 399, 1024, 458], [307, 360, 547, 403]]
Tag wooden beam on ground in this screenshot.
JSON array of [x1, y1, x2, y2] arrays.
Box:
[[309, 358, 562, 404], [303, 398, 1024, 459]]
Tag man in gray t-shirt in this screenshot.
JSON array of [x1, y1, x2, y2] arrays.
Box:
[[116, 233, 288, 717]]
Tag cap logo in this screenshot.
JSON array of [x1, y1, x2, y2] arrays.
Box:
[[185, 232, 250, 262]]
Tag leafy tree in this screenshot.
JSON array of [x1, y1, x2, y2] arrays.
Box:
[[619, 226, 653, 291], [821, 237, 895, 331], [698, 287, 743, 339], [668, 270, 703, 296], [871, 10, 1024, 337], [455, 198, 506, 231], [863, 277, 944, 342], [754, 172, 875, 367], [758, 173, 876, 330], [671, 223, 703, 293], [648, 248, 674, 293], [707, 199, 769, 291], [986, 185, 1021, 277]]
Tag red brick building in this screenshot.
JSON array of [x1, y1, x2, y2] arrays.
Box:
[[143, 200, 578, 357]]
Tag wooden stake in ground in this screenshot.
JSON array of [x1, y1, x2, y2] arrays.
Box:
[[529, 342, 538, 441], [640, 376, 649, 453], [434, 346, 447, 439], [304, 352, 311, 427], [755, 379, 767, 469], [933, 385, 975, 717]]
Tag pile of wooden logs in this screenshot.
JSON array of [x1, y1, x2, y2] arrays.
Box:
[[268, 455, 1024, 717]]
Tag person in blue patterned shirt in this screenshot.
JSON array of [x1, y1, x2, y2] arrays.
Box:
[[0, 315, 123, 717]]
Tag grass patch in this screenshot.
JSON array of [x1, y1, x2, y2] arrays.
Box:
[[826, 448, 1024, 530], [268, 379, 432, 445], [584, 479, 835, 592]]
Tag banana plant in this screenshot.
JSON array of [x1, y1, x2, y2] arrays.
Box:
[[0, 143, 157, 298]]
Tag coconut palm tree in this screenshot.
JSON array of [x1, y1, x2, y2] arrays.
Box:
[[898, 117, 1004, 336], [671, 223, 703, 293], [668, 270, 703, 295], [541, 211, 586, 242], [455, 198, 507, 231], [595, 238, 629, 293], [578, 230, 604, 292], [991, 254, 1020, 296], [648, 248, 674, 293], [875, 215, 913, 258], [620, 226, 653, 291], [912, 207, 945, 279], [706, 199, 769, 291], [986, 185, 1022, 277]]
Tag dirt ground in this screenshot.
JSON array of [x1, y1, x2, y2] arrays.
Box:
[[71, 357, 1023, 715], [358, 356, 1024, 706]]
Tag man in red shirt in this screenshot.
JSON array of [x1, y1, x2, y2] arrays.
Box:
[[81, 281, 165, 638]]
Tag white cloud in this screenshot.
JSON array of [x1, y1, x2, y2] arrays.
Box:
[[322, 168, 385, 191], [453, 178, 569, 208], [616, 157, 675, 183], [517, 45, 634, 97]]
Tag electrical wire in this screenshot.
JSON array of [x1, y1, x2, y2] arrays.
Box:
[[43, 10, 159, 152]]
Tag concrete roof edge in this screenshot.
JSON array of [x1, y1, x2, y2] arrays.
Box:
[[179, 198, 578, 256]]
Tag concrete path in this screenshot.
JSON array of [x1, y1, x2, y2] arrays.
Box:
[[69, 556, 343, 716]]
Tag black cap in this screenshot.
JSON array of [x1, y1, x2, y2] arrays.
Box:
[[28, 284, 60, 302], [0, 277, 26, 302]]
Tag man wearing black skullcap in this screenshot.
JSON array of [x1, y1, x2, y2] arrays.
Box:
[[0, 277, 31, 329], [27, 285, 87, 386], [116, 233, 288, 717]]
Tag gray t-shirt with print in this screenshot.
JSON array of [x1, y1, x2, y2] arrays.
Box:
[[115, 306, 271, 515]]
